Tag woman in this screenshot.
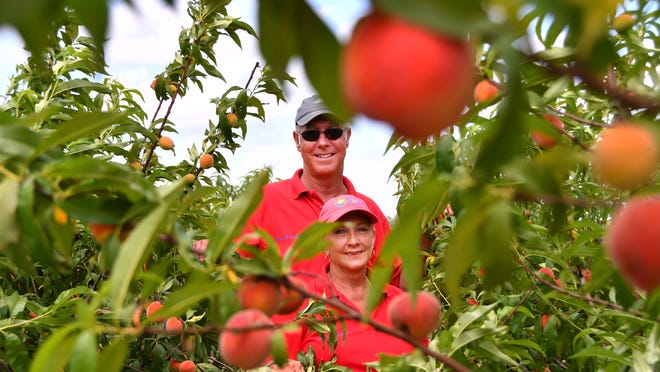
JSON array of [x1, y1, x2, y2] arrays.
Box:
[[274, 195, 418, 372]]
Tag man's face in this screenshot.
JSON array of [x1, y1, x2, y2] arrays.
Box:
[[294, 117, 351, 177]]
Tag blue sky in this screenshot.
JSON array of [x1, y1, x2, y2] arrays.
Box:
[[0, 0, 403, 217]]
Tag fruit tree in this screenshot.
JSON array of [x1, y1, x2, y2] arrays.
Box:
[[0, 0, 659, 371]]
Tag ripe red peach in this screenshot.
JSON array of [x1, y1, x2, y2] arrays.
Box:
[[277, 275, 307, 315], [341, 11, 475, 140], [531, 114, 564, 148], [591, 123, 658, 190], [473, 79, 499, 103], [165, 317, 184, 332], [605, 196, 660, 292], [159, 136, 175, 150], [178, 360, 195, 372], [237, 275, 283, 316], [199, 153, 214, 169], [219, 309, 274, 370], [146, 301, 165, 323], [387, 290, 441, 341]]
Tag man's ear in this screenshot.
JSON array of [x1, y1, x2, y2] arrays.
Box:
[[345, 127, 352, 148], [294, 131, 302, 151]]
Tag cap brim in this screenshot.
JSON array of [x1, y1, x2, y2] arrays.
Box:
[[321, 207, 379, 224], [296, 109, 336, 126]]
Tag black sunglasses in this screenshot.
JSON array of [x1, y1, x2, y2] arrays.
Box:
[[300, 127, 344, 142]]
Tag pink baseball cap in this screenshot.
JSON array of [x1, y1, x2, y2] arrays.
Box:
[[319, 195, 378, 223]]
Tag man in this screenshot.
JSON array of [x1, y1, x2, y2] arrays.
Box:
[[239, 94, 401, 286]]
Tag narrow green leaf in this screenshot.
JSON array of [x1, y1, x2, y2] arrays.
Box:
[[53, 78, 111, 96], [109, 200, 174, 314], [569, 346, 630, 365], [283, 222, 335, 267], [206, 170, 268, 263], [295, 1, 348, 121], [29, 323, 79, 372], [4, 332, 30, 371], [33, 112, 127, 157], [0, 179, 21, 252], [0, 126, 39, 158], [16, 177, 53, 271], [68, 330, 97, 372], [270, 330, 289, 367], [152, 271, 232, 322], [477, 339, 518, 366], [97, 338, 128, 372], [65, 0, 108, 56], [258, 0, 297, 77]]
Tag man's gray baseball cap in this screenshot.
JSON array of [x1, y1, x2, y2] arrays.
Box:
[[295, 95, 338, 126]]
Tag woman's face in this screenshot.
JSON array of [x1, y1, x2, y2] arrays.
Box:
[[326, 211, 375, 272]]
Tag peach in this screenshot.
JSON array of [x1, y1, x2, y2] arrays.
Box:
[[613, 13, 634, 32], [605, 196, 660, 292], [131, 304, 144, 327], [53, 205, 68, 225], [178, 360, 195, 372], [89, 223, 116, 244], [183, 173, 196, 183], [237, 275, 283, 316], [341, 11, 474, 140], [387, 290, 441, 341], [199, 153, 214, 169], [159, 136, 174, 150], [146, 301, 165, 323], [165, 316, 184, 332], [219, 309, 274, 370], [226, 112, 238, 127], [541, 314, 550, 330], [473, 79, 499, 103], [277, 275, 307, 315], [591, 123, 658, 190], [537, 267, 555, 280], [531, 114, 564, 148]]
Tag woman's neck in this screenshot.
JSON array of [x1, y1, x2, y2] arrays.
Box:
[[327, 267, 369, 311]]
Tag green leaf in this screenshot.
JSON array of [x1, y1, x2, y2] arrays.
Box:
[[377, 0, 490, 36], [477, 339, 518, 366], [33, 112, 127, 157], [150, 271, 232, 323], [206, 170, 268, 263], [0, 179, 21, 253], [29, 323, 79, 372], [64, 0, 107, 56], [270, 329, 289, 367], [294, 0, 348, 122], [68, 329, 97, 372], [0, 126, 39, 158], [451, 327, 498, 355], [257, 0, 297, 78], [451, 302, 499, 339], [283, 222, 335, 269], [97, 338, 128, 372], [41, 157, 158, 203], [3, 332, 30, 371], [53, 79, 111, 96], [16, 177, 53, 271], [109, 197, 177, 313], [569, 346, 630, 365]]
